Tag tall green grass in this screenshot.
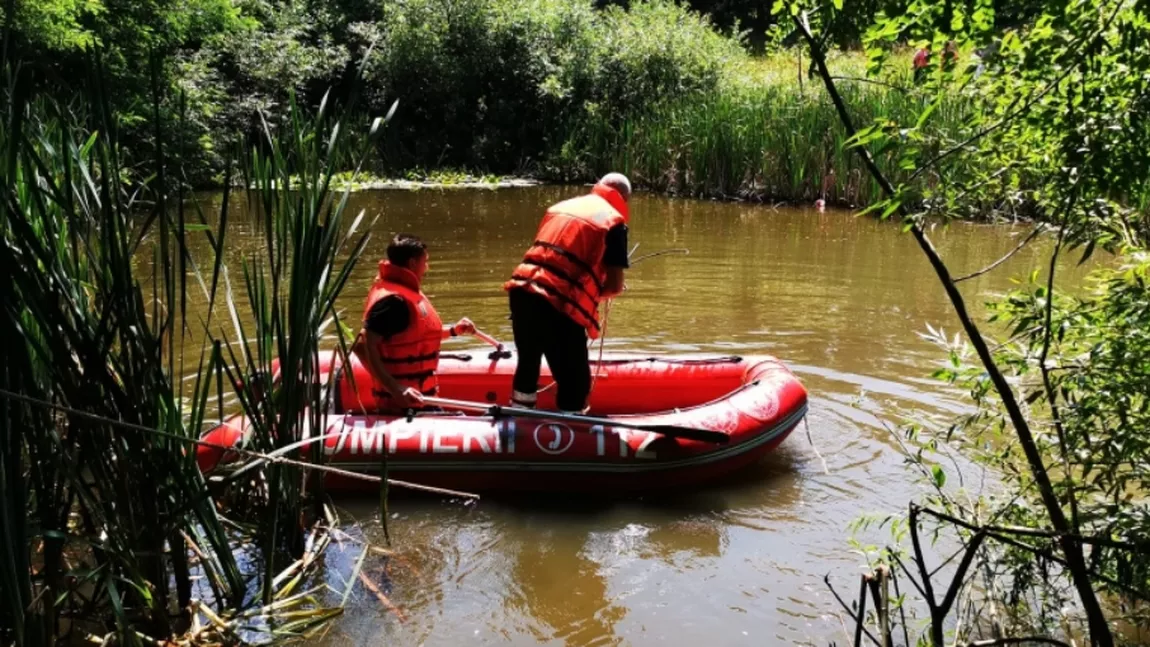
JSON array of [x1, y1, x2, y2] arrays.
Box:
[[0, 44, 387, 645], [547, 50, 975, 207]]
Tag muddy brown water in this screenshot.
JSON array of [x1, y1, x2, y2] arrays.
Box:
[[187, 186, 1094, 646]]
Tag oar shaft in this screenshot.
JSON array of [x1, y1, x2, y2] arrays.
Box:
[[420, 396, 729, 444], [425, 396, 600, 426]]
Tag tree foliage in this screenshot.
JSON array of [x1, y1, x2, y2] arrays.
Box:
[[777, 0, 1150, 642]]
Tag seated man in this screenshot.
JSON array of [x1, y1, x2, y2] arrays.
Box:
[[348, 233, 474, 412]]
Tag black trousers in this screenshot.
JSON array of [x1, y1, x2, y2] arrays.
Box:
[[508, 288, 591, 412]]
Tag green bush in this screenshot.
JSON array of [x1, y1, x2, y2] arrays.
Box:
[[359, 0, 740, 171]]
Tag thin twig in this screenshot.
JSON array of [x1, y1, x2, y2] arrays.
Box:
[[824, 574, 884, 647], [630, 248, 689, 264], [1036, 219, 1082, 533], [920, 506, 1150, 552], [890, 565, 912, 647], [357, 571, 407, 623], [954, 225, 1045, 283], [828, 75, 911, 92]]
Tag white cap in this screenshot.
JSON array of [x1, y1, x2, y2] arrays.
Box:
[[597, 172, 632, 201]]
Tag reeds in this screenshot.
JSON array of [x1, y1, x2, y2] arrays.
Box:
[[0, 39, 397, 646], [548, 51, 975, 208]]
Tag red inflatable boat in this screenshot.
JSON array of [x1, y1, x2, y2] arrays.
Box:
[[196, 350, 808, 494]]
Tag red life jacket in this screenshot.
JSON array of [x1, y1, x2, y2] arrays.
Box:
[[503, 183, 629, 339], [341, 261, 443, 412]]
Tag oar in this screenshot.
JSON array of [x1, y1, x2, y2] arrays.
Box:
[[420, 396, 730, 445], [471, 328, 513, 360]]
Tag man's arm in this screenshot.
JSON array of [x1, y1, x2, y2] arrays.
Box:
[[440, 317, 476, 340], [354, 329, 410, 401], [602, 267, 625, 298], [353, 295, 422, 406], [601, 223, 629, 298]]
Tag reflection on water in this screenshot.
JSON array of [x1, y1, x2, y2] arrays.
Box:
[[179, 186, 1097, 646]]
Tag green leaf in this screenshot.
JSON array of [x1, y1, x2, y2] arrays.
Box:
[[1078, 239, 1096, 265], [931, 464, 946, 488]]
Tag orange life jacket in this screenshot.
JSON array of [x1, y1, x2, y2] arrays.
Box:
[[503, 183, 629, 339], [343, 261, 443, 412]]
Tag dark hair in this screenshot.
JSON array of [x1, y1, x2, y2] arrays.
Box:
[[387, 233, 427, 267]]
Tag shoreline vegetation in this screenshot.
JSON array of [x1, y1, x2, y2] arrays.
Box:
[[10, 0, 981, 212], [249, 47, 965, 209]]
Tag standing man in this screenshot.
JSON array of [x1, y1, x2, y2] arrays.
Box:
[[348, 233, 475, 413], [503, 173, 632, 413]]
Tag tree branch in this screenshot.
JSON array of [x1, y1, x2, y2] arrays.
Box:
[[907, 0, 1127, 184], [1036, 218, 1081, 533], [824, 574, 885, 647], [920, 506, 1150, 553], [954, 225, 1045, 283]]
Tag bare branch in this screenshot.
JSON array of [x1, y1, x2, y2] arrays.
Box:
[[954, 226, 1046, 283], [854, 574, 869, 647], [1036, 218, 1082, 533], [919, 506, 1150, 552], [824, 574, 885, 647]]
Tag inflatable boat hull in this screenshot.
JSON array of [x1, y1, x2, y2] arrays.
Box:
[[197, 353, 808, 494]]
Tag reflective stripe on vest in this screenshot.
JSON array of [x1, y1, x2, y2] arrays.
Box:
[[344, 260, 443, 410], [503, 183, 628, 339]]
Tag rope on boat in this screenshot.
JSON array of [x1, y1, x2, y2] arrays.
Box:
[[583, 246, 689, 410], [804, 416, 829, 475]]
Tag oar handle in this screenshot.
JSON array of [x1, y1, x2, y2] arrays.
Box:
[[470, 328, 512, 360], [473, 329, 502, 349]]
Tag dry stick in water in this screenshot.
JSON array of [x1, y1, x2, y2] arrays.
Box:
[[357, 571, 408, 622]]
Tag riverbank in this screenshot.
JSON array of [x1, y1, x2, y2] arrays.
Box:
[[17, 0, 981, 212]]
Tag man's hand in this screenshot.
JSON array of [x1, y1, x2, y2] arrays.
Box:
[[453, 317, 476, 336], [398, 387, 425, 408]]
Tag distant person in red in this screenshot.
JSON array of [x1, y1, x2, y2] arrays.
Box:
[[914, 41, 959, 83], [913, 46, 930, 83], [349, 233, 475, 412]]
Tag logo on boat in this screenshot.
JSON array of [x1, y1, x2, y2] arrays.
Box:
[[533, 423, 575, 455]]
